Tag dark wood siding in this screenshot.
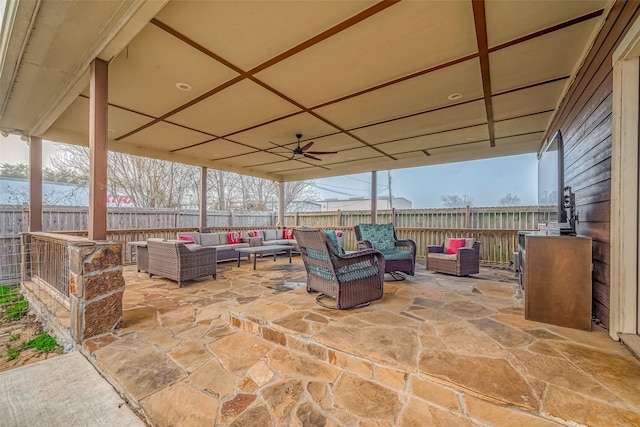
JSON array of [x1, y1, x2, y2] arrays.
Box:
[[546, 1, 640, 328]]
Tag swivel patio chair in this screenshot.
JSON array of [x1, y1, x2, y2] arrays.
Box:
[[294, 229, 385, 309], [427, 237, 480, 276], [147, 238, 217, 287], [354, 223, 416, 281]]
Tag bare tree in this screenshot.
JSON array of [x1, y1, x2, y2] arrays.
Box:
[[441, 194, 473, 207], [207, 170, 240, 210], [283, 180, 317, 210], [49, 144, 200, 208], [499, 193, 521, 206], [47, 144, 317, 210]]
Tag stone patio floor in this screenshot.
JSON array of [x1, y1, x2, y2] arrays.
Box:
[[82, 258, 640, 426]]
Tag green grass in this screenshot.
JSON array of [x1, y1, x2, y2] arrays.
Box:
[[22, 332, 59, 353], [4, 300, 28, 320], [5, 332, 60, 361], [6, 346, 20, 361], [1, 284, 27, 320], [0, 285, 23, 305]]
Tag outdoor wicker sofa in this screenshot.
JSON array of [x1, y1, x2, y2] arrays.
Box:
[[354, 223, 416, 281], [176, 231, 250, 262], [294, 229, 385, 309], [427, 238, 480, 276], [147, 238, 217, 287]]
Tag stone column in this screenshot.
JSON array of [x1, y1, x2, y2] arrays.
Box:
[[68, 241, 124, 343]]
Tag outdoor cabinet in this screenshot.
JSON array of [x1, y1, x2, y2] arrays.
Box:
[[521, 234, 592, 330]]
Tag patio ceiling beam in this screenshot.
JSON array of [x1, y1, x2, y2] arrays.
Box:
[[472, 0, 495, 148]]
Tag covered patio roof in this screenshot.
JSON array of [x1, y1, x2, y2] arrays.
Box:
[[0, 0, 610, 181]]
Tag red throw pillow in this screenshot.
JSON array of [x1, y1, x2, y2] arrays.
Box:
[[335, 230, 343, 237], [227, 231, 241, 244], [445, 238, 466, 254], [178, 235, 196, 244], [248, 230, 261, 238], [283, 229, 295, 240]]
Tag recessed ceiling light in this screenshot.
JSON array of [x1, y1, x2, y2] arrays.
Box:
[[108, 128, 115, 133], [176, 82, 192, 91], [466, 136, 477, 141], [347, 156, 355, 160], [448, 92, 463, 101]]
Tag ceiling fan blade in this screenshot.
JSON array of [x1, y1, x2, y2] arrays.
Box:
[[300, 141, 314, 151], [304, 153, 321, 161], [306, 151, 337, 155], [288, 153, 296, 160]]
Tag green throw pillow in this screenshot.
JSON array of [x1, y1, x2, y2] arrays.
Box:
[[358, 223, 395, 251], [324, 230, 345, 254]]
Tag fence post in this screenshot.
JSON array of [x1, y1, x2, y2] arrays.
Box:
[[294, 212, 299, 226], [337, 209, 342, 227], [465, 205, 471, 228], [22, 205, 29, 233], [230, 210, 235, 227], [391, 207, 396, 226]]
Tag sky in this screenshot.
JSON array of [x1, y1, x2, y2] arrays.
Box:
[[0, 134, 538, 208], [313, 154, 538, 208]]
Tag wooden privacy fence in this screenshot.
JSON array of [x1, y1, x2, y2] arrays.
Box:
[[285, 206, 555, 230], [1, 205, 554, 235], [1, 205, 548, 272]]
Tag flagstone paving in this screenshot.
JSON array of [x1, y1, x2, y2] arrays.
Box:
[[82, 260, 640, 426]]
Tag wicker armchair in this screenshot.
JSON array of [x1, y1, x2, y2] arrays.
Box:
[[147, 238, 217, 287], [427, 238, 480, 276], [354, 223, 416, 281], [294, 229, 385, 309]]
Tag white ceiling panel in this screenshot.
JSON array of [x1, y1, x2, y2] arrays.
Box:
[[315, 58, 484, 129], [493, 80, 566, 121], [225, 151, 290, 168], [255, 1, 477, 106], [229, 113, 338, 150], [118, 122, 210, 152], [494, 112, 553, 139], [271, 132, 364, 154], [169, 80, 301, 137], [376, 125, 490, 155], [108, 24, 239, 117], [485, 0, 608, 48], [155, 1, 376, 71], [175, 139, 258, 161], [490, 20, 600, 92], [495, 132, 545, 148], [308, 146, 384, 166], [45, 97, 153, 142], [351, 101, 487, 144]]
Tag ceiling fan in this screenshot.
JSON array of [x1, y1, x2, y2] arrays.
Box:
[[270, 133, 337, 161]]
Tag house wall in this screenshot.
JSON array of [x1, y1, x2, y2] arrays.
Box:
[[546, 1, 640, 328]]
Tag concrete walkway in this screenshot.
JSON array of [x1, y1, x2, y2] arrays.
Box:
[[0, 351, 145, 426]]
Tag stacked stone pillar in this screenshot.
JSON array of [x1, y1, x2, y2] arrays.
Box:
[[68, 241, 124, 343]]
